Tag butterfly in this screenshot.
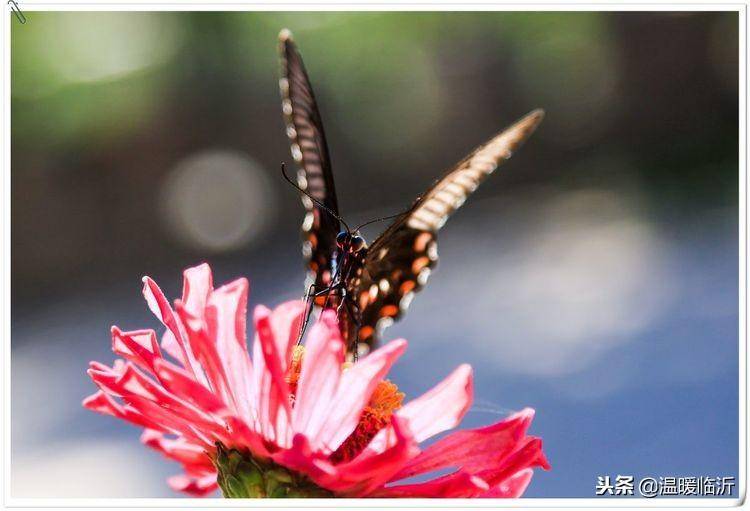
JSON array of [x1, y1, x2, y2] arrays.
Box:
[[278, 29, 544, 356]]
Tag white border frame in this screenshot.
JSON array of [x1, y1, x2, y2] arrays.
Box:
[[2, 3, 746, 509]]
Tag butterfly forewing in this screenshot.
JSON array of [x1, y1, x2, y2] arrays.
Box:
[[279, 30, 341, 293], [404, 109, 544, 232], [349, 110, 545, 350]]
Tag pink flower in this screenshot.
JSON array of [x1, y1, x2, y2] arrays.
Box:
[[84, 263, 549, 497]]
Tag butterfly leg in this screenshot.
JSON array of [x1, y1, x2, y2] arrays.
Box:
[[297, 283, 327, 344], [297, 284, 345, 344], [340, 297, 363, 361]]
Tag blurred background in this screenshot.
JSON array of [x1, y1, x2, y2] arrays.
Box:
[[11, 11, 739, 498]]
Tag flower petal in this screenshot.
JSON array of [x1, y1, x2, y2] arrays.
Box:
[[271, 434, 339, 488], [334, 416, 419, 496], [82, 390, 164, 431], [316, 338, 407, 452], [88, 362, 226, 443], [223, 415, 271, 459], [204, 278, 256, 425], [374, 471, 489, 498], [252, 305, 293, 446], [393, 408, 536, 480], [142, 276, 206, 384], [474, 436, 550, 488], [481, 468, 534, 498], [153, 358, 227, 414], [396, 363, 473, 443], [111, 327, 163, 377], [268, 301, 306, 364], [174, 303, 235, 411], [160, 330, 186, 366], [180, 263, 213, 317], [292, 311, 344, 448], [140, 429, 211, 467], [167, 473, 218, 496]]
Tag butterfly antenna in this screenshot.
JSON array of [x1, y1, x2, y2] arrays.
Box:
[[280, 163, 351, 231], [354, 210, 407, 232]]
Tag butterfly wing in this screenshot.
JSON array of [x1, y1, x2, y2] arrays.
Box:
[[279, 30, 341, 293], [348, 109, 545, 351]]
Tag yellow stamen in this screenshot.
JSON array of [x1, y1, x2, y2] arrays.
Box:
[[285, 345, 404, 463], [286, 345, 305, 399], [331, 379, 404, 463]]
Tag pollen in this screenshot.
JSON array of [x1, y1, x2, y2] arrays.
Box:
[[368, 379, 404, 419], [286, 345, 306, 399], [331, 378, 404, 464]]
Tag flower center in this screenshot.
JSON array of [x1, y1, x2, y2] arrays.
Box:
[[285, 345, 404, 463]]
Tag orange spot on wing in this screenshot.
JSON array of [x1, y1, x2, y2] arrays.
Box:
[[359, 326, 374, 340], [400, 280, 416, 295], [379, 305, 399, 318], [412, 256, 431, 274], [359, 291, 370, 309], [414, 232, 433, 252]]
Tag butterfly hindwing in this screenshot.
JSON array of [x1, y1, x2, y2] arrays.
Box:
[[347, 229, 437, 349], [279, 30, 340, 294], [348, 110, 545, 350]]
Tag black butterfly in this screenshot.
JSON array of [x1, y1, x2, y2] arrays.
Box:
[[278, 29, 543, 356]]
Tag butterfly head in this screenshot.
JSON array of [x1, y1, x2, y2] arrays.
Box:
[[336, 231, 366, 253]]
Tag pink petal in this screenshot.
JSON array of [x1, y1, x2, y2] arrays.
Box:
[[142, 276, 206, 384], [252, 305, 292, 446], [268, 301, 306, 367], [223, 415, 270, 459], [82, 390, 165, 431], [374, 471, 489, 498], [123, 394, 218, 446], [396, 363, 473, 443], [89, 362, 225, 442], [291, 311, 344, 449], [334, 416, 419, 496], [481, 468, 534, 498], [140, 429, 211, 467], [393, 408, 536, 480], [316, 338, 407, 452], [167, 473, 218, 496], [111, 327, 162, 378], [474, 436, 550, 488], [180, 263, 213, 317], [160, 330, 186, 366], [153, 358, 227, 414], [204, 278, 255, 424], [271, 434, 339, 488], [174, 303, 235, 411]]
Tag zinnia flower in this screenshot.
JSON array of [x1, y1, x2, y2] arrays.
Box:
[[83, 263, 549, 498]]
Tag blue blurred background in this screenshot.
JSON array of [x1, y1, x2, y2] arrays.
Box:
[[11, 11, 739, 498]]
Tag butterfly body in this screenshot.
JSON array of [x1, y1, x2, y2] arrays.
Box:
[[278, 29, 543, 354]]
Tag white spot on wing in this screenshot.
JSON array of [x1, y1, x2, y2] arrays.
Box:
[[379, 279, 391, 294], [417, 267, 431, 285], [400, 291, 415, 311], [427, 242, 438, 261], [291, 144, 303, 162], [302, 212, 314, 231], [282, 99, 293, 116]]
